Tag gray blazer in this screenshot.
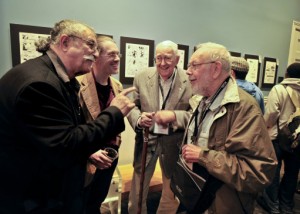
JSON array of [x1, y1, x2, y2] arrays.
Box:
[[127, 67, 192, 178]]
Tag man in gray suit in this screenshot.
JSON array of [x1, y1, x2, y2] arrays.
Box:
[[127, 40, 192, 213]]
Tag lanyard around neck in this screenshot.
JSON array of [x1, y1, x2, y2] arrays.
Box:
[[158, 70, 176, 110], [191, 77, 230, 143]]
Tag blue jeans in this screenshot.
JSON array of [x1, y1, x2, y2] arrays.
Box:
[[264, 139, 300, 212]]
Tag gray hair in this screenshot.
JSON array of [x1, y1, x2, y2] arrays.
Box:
[[156, 40, 179, 56], [36, 19, 95, 53], [195, 42, 231, 72]]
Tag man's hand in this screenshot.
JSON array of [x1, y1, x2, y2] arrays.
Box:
[[89, 149, 112, 170], [110, 87, 136, 116], [154, 110, 176, 127], [138, 112, 155, 128], [182, 144, 202, 163]]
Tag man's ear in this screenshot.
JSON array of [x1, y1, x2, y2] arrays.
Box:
[[60, 34, 70, 51], [231, 70, 236, 79], [174, 55, 180, 65], [212, 61, 222, 79]]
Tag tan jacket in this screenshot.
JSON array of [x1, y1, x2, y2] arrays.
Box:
[[190, 78, 277, 214], [127, 67, 192, 177], [76, 72, 123, 185]]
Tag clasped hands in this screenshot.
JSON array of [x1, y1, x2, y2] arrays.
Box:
[[139, 110, 201, 164], [138, 110, 176, 128]]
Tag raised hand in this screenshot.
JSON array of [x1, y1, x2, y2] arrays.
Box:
[[110, 86, 136, 116]]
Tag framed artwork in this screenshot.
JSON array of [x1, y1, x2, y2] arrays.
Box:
[[177, 44, 189, 70], [244, 54, 261, 85], [10, 23, 115, 67], [10, 23, 51, 66], [119, 36, 154, 85], [261, 57, 278, 89], [229, 51, 241, 57]]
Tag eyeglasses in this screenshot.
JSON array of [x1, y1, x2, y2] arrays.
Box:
[[102, 52, 122, 59], [154, 56, 174, 64], [69, 35, 98, 51], [187, 61, 216, 71]]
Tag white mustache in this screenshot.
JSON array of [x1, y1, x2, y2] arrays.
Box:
[[83, 55, 95, 62]]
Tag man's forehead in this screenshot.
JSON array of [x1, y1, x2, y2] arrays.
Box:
[[191, 51, 206, 61], [102, 41, 118, 51], [156, 49, 174, 56]]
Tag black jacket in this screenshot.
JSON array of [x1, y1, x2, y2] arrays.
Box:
[[0, 54, 125, 214]]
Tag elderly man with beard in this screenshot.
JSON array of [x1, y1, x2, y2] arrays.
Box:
[[0, 20, 135, 214], [155, 42, 277, 213]]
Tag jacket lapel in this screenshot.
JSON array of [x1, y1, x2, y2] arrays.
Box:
[[78, 73, 101, 120], [165, 68, 187, 110], [146, 69, 159, 111]]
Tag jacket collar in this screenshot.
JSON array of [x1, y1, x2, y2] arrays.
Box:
[[189, 77, 240, 111]]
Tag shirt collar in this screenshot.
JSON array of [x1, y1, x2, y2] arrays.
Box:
[[46, 49, 70, 83]]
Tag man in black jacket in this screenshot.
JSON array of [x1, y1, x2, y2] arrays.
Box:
[[0, 19, 135, 214]]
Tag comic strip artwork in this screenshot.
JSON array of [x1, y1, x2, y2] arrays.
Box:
[[19, 32, 49, 63], [125, 43, 150, 78], [120, 37, 154, 84]]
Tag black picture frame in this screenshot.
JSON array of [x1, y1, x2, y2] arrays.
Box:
[[98, 33, 113, 39], [261, 57, 278, 89], [10, 23, 51, 66], [177, 44, 189, 70], [244, 54, 261, 86], [229, 51, 241, 57], [119, 36, 154, 85]]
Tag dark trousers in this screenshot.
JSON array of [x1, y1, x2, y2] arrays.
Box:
[[264, 139, 300, 212], [85, 157, 118, 214]]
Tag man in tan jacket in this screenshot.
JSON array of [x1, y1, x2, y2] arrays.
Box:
[[155, 42, 277, 213], [77, 35, 124, 214]]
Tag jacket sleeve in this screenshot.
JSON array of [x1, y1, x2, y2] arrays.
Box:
[[264, 85, 281, 129], [126, 74, 142, 130], [199, 102, 277, 193], [16, 82, 125, 168]]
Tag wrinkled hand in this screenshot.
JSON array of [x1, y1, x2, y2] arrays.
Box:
[[154, 110, 176, 128], [110, 87, 136, 116], [89, 149, 112, 170], [138, 112, 155, 128], [182, 144, 202, 163]]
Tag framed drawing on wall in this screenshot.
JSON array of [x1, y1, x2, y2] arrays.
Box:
[[244, 54, 261, 85], [10, 23, 51, 66], [261, 57, 278, 89], [119, 36, 154, 85], [177, 44, 189, 70]]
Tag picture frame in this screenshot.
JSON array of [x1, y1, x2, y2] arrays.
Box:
[[10, 23, 51, 66], [261, 57, 278, 89], [119, 36, 154, 85], [98, 33, 113, 39], [10, 23, 114, 67], [229, 51, 241, 57], [177, 44, 189, 70], [244, 54, 261, 85]]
